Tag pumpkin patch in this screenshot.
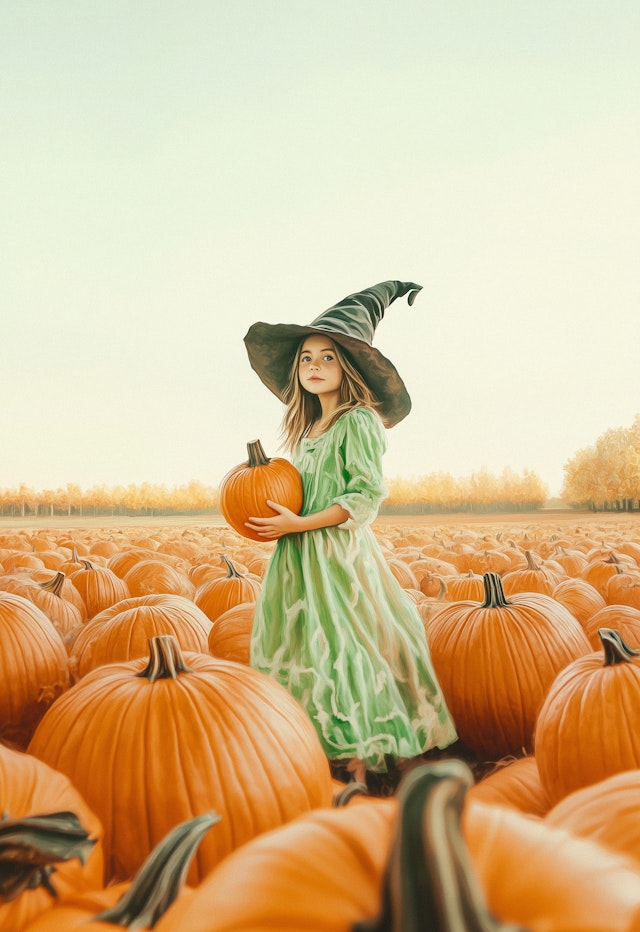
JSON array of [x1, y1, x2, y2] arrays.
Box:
[[1, 511, 640, 928]]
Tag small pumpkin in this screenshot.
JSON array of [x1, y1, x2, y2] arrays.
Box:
[[68, 560, 130, 619], [218, 439, 303, 542], [194, 555, 261, 624]]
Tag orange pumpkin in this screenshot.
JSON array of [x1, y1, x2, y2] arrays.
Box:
[[123, 559, 196, 599], [70, 594, 212, 679], [443, 570, 485, 602], [464, 797, 640, 931], [551, 576, 606, 627], [207, 600, 256, 664], [22, 813, 216, 932], [0, 743, 104, 932], [467, 755, 551, 818], [219, 439, 303, 542], [28, 634, 333, 884], [545, 769, 640, 869], [155, 759, 640, 932], [68, 560, 130, 619], [0, 592, 70, 749], [535, 628, 640, 803], [501, 549, 564, 596], [154, 798, 396, 931], [427, 572, 591, 760], [194, 555, 261, 623], [583, 603, 640, 649]]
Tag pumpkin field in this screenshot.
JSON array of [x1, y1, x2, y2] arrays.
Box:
[[2, 509, 640, 930]]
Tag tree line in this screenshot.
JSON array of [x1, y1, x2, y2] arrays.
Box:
[[0, 481, 219, 518], [383, 467, 548, 514], [0, 468, 549, 518], [5, 412, 639, 517]]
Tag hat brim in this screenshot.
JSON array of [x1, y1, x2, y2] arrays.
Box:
[[244, 322, 411, 428]]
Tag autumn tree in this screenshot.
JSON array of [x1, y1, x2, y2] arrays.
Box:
[[562, 414, 640, 510]]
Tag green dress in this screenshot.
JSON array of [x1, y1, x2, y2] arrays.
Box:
[[250, 406, 457, 772]]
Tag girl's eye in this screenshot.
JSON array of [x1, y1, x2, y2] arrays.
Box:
[[323, 354, 334, 362]]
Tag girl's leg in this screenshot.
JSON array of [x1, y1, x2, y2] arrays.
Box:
[[346, 757, 367, 784]]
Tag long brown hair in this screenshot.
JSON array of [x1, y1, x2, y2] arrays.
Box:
[[280, 338, 381, 453]]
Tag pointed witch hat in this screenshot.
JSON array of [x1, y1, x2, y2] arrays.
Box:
[[243, 280, 422, 427]]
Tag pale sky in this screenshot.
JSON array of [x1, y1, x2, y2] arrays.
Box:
[[3, 1, 639, 497]]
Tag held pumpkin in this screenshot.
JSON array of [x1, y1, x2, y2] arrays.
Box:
[[219, 439, 303, 541]]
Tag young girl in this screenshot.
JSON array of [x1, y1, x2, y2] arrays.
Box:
[[243, 280, 457, 783]]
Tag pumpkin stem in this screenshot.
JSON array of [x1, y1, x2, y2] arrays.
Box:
[[480, 573, 511, 608], [246, 439, 271, 468], [598, 628, 640, 666], [136, 635, 195, 683], [0, 810, 96, 903], [353, 760, 524, 932], [220, 554, 242, 579], [38, 572, 66, 597], [332, 782, 369, 808], [523, 550, 539, 571], [94, 812, 219, 928]]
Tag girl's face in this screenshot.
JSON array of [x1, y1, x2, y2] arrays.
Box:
[[298, 335, 343, 399]]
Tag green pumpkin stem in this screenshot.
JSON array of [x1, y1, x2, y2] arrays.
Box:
[[598, 627, 640, 666], [220, 554, 243, 579], [353, 759, 524, 932], [246, 439, 270, 467], [94, 812, 219, 928], [332, 782, 369, 808], [481, 572, 511, 608], [0, 810, 96, 903], [136, 635, 194, 683], [38, 572, 67, 597]]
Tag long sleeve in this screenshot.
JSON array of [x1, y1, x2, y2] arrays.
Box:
[[331, 408, 388, 529]]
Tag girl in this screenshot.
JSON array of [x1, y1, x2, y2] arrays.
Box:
[[243, 281, 457, 783]]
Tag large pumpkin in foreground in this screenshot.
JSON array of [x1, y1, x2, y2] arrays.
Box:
[[219, 439, 303, 541], [153, 760, 640, 932], [28, 634, 333, 884]]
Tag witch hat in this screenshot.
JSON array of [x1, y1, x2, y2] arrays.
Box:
[[243, 280, 422, 427]]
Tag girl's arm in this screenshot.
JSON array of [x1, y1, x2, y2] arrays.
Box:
[[245, 500, 349, 540]]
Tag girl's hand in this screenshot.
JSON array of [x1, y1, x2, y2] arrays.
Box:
[[245, 500, 302, 540]]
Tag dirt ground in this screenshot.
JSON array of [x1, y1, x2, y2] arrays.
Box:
[[1, 509, 639, 534]]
